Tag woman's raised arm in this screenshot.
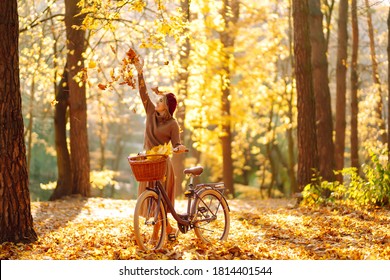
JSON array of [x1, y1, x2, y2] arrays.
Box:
[[133, 52, 153, 113]]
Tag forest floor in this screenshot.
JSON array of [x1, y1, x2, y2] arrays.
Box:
[[1, 196, 390, 260]]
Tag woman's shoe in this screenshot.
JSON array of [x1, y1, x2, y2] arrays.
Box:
[[167, 228, 179, 242]]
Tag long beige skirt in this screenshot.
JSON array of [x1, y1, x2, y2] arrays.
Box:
[[137, 157, 176, 214]]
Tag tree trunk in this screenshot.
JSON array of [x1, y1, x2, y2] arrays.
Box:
[[350, 0, 360, 171], [219, 0, 239, 197], [50, 66, 72, 200], [334, 0, 348, 183], [0, 0, 37, 243], [322, 0, 335, 52], [65, 0, 90, 196], [265, 102, 276, 198], [308, 0, 335, 183], [292, 0, 319, 193], [26, 72, 36, 173], [112, 132, 124, 172], [388, 6, 390, 163], [286, 84, 298, 195], [97, 93, 106, 170], [172, 0, 191, 197], [365, 0, 387, 144], [287, 0, 298, 195]]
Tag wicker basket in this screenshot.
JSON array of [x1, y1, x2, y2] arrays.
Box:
[[128, 154, 168, 182]]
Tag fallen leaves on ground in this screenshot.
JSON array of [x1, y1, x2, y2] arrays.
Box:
[[1, 197, 390, 260]]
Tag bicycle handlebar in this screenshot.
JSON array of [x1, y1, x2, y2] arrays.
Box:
[[173, 147, 189, 153]]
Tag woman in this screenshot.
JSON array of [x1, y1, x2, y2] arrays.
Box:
[[133, 52, 186, 241]]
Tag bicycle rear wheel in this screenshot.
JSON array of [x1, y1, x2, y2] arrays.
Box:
[[134, 190, 166, 250], [193, 189, 230, 243]]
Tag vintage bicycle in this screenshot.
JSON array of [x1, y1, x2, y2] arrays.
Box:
[[128, 150, 230, 251]]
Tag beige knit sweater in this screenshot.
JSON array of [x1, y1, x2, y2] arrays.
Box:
[[137, 73, 181, 210]]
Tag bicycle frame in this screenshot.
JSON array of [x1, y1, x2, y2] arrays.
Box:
[[146, 175, 228, 233], [150, 180, 191, 228]]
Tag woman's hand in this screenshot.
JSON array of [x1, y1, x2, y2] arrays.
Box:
[[128, 48, 143, 73], [173, 145, 188, 154], [134, 56, 144, 73]]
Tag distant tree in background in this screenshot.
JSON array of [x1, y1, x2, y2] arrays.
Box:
[[50, 65, 72, 200], [308, 0, 335, 183], [65, 0, 91, 197], [350, 0, 360, 171], [172, 0, 191, 197], [364, 0, 387, 144], [292, 0, 319, 193], [50, 0, 91, 200], [388, 5, 390, 163], [219, 0, 240, 197], [334, 0, 348, 183]]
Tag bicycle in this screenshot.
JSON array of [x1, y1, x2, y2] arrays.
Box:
[[128, 150, 230, 251]]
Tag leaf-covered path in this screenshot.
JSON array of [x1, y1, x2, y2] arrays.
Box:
[[1, 197, 390, 260]]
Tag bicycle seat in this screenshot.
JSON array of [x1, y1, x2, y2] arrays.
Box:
[[183, 166, 204, 176]]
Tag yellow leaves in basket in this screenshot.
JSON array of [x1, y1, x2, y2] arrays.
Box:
[[146, 143, 172, 156], [128, 144, 172, 159]]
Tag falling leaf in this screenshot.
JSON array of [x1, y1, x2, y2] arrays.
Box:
[[98, 83, 107, 90]]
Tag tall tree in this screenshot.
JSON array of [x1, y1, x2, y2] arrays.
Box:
[[287, 0, 298, 195], [172, 0, 191, 197], [323, 0, 335, 51], [25, 36, 44, 173], [334, 0, 348, 183], [308, 0, 335, 183], [219, 0, 239, 197], [350, 0, 360, 171], [365, 0, 387, 144], [388, 5, 390, 163], [50, 66, 72, 200], [65, 0, 90, 196], [292, 0, 319, 193], [0, 0, 37, 243]]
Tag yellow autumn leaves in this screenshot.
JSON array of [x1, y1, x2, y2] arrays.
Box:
[[2, 198, 390, 260], [129, 143, 173, 159], [96, 47, 137, 91], [146, 143, 172, 156]]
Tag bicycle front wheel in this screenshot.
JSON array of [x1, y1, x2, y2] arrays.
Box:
[[133, 190, 166, 250], [193, 189, 230, 243]]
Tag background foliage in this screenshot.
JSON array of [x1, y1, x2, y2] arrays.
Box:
[[17, 0, 390, 204]]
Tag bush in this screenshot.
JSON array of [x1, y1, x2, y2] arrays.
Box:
[[302, 152, 390, 207]]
